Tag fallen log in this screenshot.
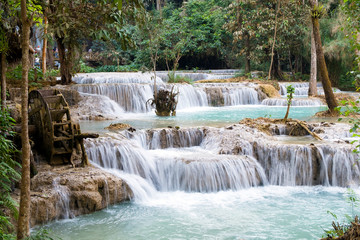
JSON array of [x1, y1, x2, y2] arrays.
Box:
[[293, 119, 322, 141], [75, 133, 99, 139]]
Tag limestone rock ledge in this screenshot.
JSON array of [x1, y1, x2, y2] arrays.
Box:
[[15, 163, 132, 227]]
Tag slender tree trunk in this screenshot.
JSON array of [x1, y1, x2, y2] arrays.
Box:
[[56, 37, 72, 85], [288, 50, 295, 80], [47, 45, 54, 69], [268, 0, 280, 80], [152, 53, 157, 101], [309, 26, 317, 96], [41, 15, 48, 74], [356, 33, 360, 70], [17, 0, 31, 238], [310, 1, 338, 113], [245, 33, 251, 74], [1, 53, 7, 110], [284, 92, 292, 121]]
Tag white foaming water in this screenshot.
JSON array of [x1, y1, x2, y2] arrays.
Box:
[[72, 73, 264, 113], [53, 178, 73, 219], [175, 84, 209, 109], [73, 72, 164, 84], [71, 93, 124, 120], [279, 82, 341, 96], [262, 98, 324, 106], [85, 136, 266, 195], [73, 84, 154, 112], [83, 125, 360, 204]]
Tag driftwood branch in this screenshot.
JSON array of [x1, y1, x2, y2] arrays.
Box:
[[294, 119, 322, 141]]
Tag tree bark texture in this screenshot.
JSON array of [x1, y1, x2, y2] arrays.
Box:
[[41, 16, 48, 74], [356, 33, 360, 70], [309, 27, 317, 96], [245, 33, 251, 74], [268, 0, 280, 80], [56, 37, 72, 85], [17, 0, 31, 238], [1, 53, 7, 110], [47, 45, 54, 69], [311, 4, 338, 113]]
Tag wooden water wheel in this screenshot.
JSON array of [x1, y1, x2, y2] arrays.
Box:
[[29, 89, 98, 165]]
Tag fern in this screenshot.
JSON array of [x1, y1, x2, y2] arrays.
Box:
[[0, 108, 20, 237]]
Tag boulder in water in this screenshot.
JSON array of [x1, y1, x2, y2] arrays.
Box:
[[259, 84, 280, 98], [20, 162, 132, 226], [105, 123, 131, 131]]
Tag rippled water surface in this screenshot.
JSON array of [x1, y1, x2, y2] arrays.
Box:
[[40, 186, 356, 240]]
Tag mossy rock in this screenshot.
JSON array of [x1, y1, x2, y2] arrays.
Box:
[[259, 84, 280, 98]]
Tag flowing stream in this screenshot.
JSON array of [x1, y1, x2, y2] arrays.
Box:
[[35, 72, 359, 239]]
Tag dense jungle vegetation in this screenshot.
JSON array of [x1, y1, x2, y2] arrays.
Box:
[[0, 0, 360, 239]]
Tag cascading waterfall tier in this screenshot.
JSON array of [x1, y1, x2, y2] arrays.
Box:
[[73, 72, 165, 84], [202, 124, 360, 187], [85, 136, 267, 193], [279, 82, 340, 96], [72, 73, 266, 113], [261, 98, 324, 106], [85, 123, 360, 200]]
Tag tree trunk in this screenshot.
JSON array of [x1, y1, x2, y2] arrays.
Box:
[[47, 45, 54, 69], [356, 33, 360, 70], [156, 0, 161, 10], [1, 53, 7, 110], [268, 0, 280, 80], [56, 37, 72, 85], [270, 51, 284, 80], [245, 33, 251, 74], [288, 50, 295, 80], [310, 2, 338, 113], [41, 16, 48, 74], [17, 0, 31, 238], [284, 92, 292, 121], [309, 26, 317, 96]]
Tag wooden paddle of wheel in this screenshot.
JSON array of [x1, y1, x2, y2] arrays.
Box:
[[29, 89, 98, 166]]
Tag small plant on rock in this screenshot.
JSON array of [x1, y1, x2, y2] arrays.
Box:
[[283, 85, 294, 121]]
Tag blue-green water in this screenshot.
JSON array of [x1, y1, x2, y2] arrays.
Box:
[[80, 105, 328, 132], [38, 186, 356, 240], [38, 104, 347, 240]]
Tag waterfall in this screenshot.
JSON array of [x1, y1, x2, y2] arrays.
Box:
[[125, 128, 204, 149], [201, 126, 360, 187], [71, 73, 266, 113], [175, 84, 208, 109], [85, 135, 267, 194], [73, 83, 261, 112], [261, 98, 323, 106], [53, 178, 73, 219], [73, 84, 154, 112], [71, 93, 124, 120], [279, 82, 340, 96], [73, 72, 164, 84], [86, 125, 360, 202]]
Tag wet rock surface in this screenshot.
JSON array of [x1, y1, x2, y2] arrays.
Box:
[[13, 163, 131, 226]]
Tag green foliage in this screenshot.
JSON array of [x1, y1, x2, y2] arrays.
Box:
[[96, 64, 139, 72], [0, 108, 20, 237], [286, 85, 295, 105], [25, 229, 60, 240], [79, 61, 139, 73], [167, 72, 193, 84], [342, 0, 360, 67], [79, 61, 96, 73], [6, 65, 44, 82], [339, 71, 358, 90], [322, 189, 360, 238], [336, 97, 360, 154], [45, 69, 60, 79]]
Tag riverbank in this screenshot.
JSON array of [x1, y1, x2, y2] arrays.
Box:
[[12, 162, 131, 227]]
